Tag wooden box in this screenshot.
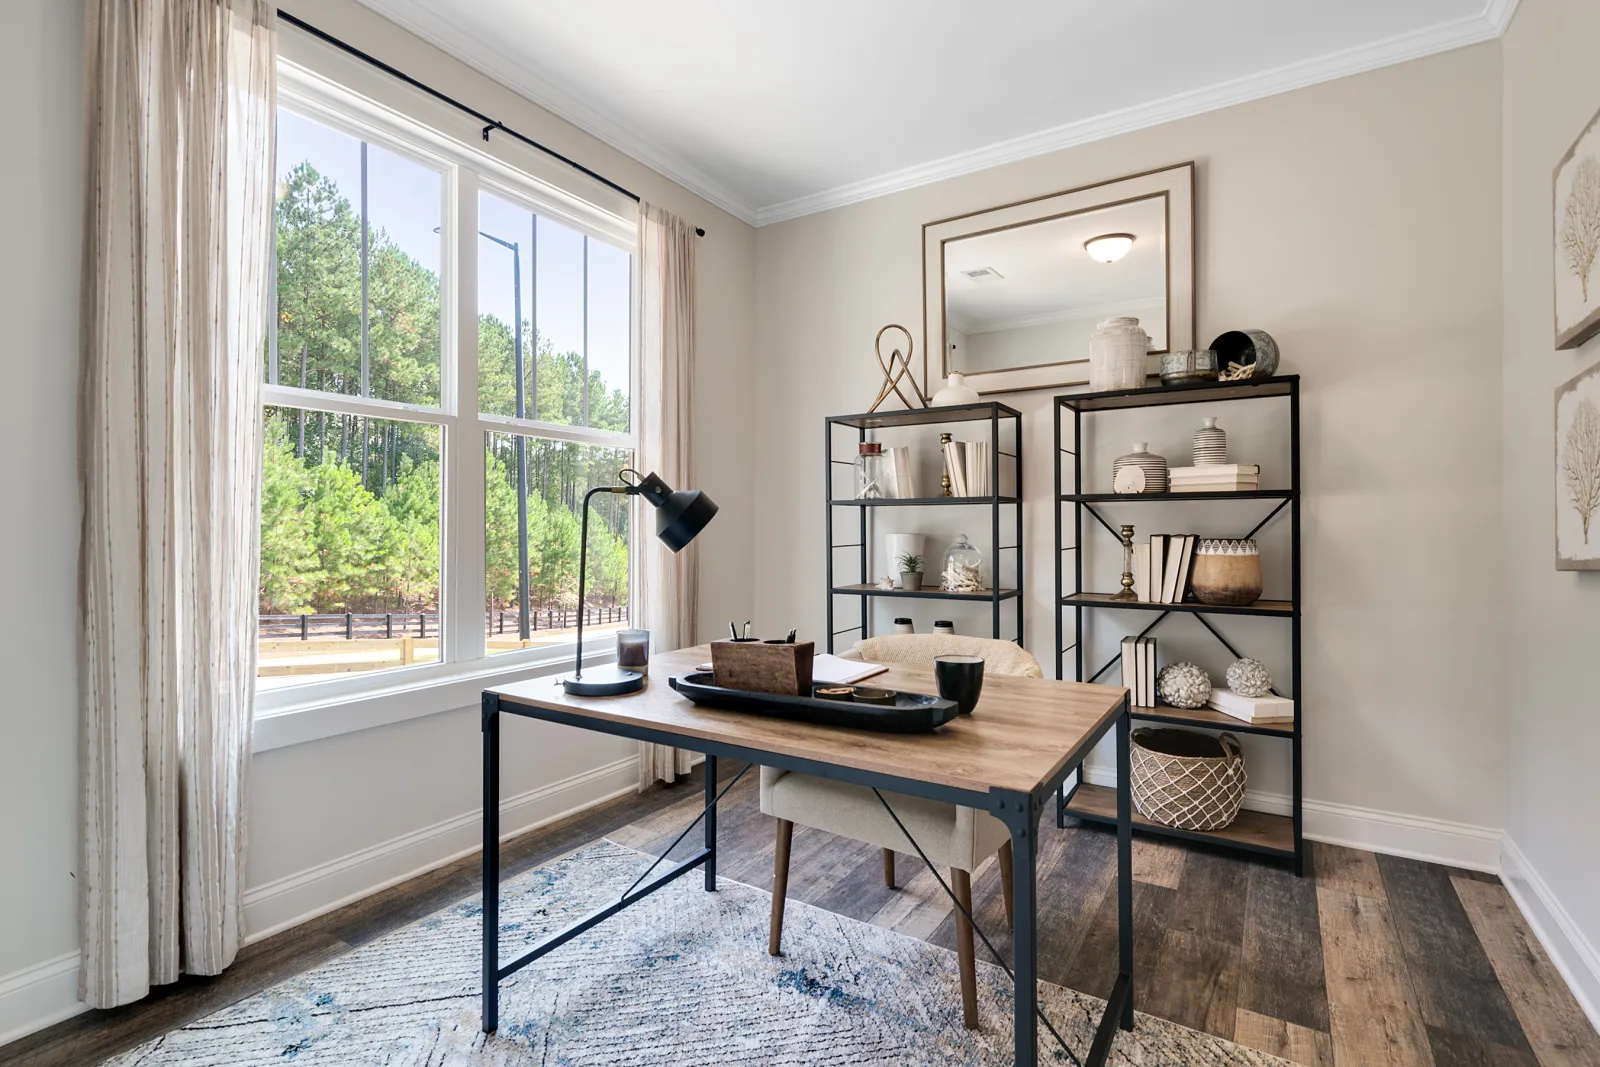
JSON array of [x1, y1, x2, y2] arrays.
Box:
[[710, 640, 814, 696]]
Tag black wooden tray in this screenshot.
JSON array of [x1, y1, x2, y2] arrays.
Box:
[[668, 672, 959, 733]]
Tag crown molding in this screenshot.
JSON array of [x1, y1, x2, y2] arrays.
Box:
[[344, 0, 760, 226], [344, 0, 1518, 230], [754, 0, 1521, 225]]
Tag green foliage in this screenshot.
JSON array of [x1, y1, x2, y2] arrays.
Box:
[[896, 553, 924, 574], [261, 150, 632, 619]]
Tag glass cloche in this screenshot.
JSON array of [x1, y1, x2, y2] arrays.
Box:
[[941, 534, 984, 593]]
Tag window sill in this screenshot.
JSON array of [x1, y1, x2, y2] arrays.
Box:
[[251, 646, 618, 753]]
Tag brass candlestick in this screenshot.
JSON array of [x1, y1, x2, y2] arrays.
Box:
[[1111, 524, 1138, 601], [939, 432, 953, 497]]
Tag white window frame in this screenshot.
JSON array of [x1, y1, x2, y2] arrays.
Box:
[[254, 54, 639, 751]]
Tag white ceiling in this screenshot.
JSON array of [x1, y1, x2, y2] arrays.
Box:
[[349, 0, 1518, 226]]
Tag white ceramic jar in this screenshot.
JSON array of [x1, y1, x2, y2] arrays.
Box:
[[1089, 317, 1151, 392]]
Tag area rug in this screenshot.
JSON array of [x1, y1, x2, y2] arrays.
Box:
[[105, 840, 1289, 1066]]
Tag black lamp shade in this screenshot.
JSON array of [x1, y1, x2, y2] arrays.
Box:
[[630, 472, 718, 551]]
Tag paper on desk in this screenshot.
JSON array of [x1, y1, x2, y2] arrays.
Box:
[[811, 654, 889, 685]]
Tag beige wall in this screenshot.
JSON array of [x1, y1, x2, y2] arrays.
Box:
[[0, 0, 755, 1040], [1500, 0, 1600, 999], [755, 43, 1507, 832]]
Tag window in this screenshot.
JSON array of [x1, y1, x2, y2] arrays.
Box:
[[260, 77, 635, 695]]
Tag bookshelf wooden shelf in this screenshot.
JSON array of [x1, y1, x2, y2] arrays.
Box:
[[826, 403, 1023, 650], [1062, 593, 1295, 617], [1062, 783, 1296, 858], [1129, 704, 1294, 737], [1055, 375, 1304, 873]]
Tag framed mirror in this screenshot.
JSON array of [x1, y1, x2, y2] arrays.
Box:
[[923, 162, 1194, 395]]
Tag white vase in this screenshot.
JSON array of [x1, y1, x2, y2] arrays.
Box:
[[931, 371, 981, 406], [1089, 317, 1151, 392], [885, 533, 926, 576]]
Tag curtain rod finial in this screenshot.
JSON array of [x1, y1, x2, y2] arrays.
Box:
[[695, 227, 705, 237]]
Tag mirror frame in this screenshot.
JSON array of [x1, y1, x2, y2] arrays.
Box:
[[922, 162, 1195, 396]]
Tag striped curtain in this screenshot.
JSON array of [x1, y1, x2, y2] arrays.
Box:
[[78, 0, 276, 1008], [635, 203, 699, 790]]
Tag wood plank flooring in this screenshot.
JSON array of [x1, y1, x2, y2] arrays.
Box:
[[5, 763, 1596, 1067]]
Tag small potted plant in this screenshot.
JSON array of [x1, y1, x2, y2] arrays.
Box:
[[896, 553, 925, 591]]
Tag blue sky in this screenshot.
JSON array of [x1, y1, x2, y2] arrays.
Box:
[[277, 108, 632, 412]]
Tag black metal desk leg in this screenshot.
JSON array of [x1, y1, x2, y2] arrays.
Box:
[[481, 694, 501, 1033], [1009, 796, 1040, 1067], [1116, 703, 1135, 1029], [704, 754, 718, 890]]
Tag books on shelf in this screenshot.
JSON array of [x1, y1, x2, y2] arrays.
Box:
[[884, 446, 915, 499], [1208, 687, 1295, 724], [1138, 534, 1196, 603], [941, 439, 992, 497], [1168, 464, 1261, 492], [1121, 635, 1157, 708]]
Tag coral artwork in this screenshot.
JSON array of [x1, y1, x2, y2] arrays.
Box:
[[1556, 360, 1600, 569]]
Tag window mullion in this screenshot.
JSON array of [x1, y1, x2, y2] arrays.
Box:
[[445, 165, 486, 666]]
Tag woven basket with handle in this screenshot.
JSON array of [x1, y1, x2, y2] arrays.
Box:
[[1128, 727, 1246, 831]]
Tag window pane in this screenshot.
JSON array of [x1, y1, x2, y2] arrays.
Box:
[[476, 190, 535, 419], [484, 434, 633, 655], [258, 407, 442, 689], [586, 239, 631, 432], [272, 108, 441, 406]]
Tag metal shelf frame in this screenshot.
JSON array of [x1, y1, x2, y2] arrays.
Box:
[[825, 402, 1024, 652], [1053, 375, 1303, 873]]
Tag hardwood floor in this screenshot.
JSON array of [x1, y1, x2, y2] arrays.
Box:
[[7, 763, 1597, 1067]]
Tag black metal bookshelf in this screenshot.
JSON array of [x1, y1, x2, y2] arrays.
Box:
[[1053, 375, 1303, 873], [825, 402, 1023, 652]]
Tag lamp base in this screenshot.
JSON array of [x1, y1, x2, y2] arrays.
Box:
[[560, 665, 646, 696]]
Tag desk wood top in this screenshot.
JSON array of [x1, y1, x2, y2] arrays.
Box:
[[489, 645, 1127, 798]]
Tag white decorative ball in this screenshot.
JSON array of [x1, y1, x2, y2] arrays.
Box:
[[1158, 662, 1212, 709], [1226, 657, 1273, 698]]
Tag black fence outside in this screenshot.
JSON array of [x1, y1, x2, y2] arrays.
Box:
[[259, 606, 629, 641]]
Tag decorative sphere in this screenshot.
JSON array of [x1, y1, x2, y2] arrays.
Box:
[[1226, 657, 1273, 698], [1158, 662, 1212, 709]]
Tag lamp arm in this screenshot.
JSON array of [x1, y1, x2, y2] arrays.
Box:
[[572, 484, 631, 679]]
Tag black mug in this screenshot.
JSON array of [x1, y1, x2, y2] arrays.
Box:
[[934, 655, 985, 715]]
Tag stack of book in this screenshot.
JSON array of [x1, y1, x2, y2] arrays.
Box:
[[1120, 636, 1157, 708], [1132, 533, 1198, 603], [883, 446, 915, 498], [1208, 687, 1295, 724], [1168, 463, 1260, 492], [942, 439, 992, 497]]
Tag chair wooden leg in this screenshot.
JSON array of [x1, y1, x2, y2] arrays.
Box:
[[883, 848, 896, 888], [769, 819, 793, 957], [952, 867, 978, 1030], [998, 839, 1014, 929]]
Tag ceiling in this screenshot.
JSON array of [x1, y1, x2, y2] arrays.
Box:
[[945, 197, 1166, 333], [349, 0, 1517, 226]]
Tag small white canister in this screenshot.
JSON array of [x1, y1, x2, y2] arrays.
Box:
[[1089, 317, 1151, 392]]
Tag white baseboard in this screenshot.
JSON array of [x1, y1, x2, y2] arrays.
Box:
[[1501, 835, 1600, 1032], [0, 952, 83, 1049], [1078, 766, 1502, 871], [243, 755, 640, 940], [0, 755, 641, 1050]]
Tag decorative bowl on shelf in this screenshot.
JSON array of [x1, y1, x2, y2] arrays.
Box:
[[1190, 539, 1263, 606], [1210, 330, 1280, 379], [1159, 349, 1219, 386]]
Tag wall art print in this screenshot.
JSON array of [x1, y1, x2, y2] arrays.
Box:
[[1556, 358, 1600, 569], [1555, 103, 1600, 349]]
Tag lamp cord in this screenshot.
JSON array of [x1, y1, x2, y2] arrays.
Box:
[[872, 788, 1082, 1066]]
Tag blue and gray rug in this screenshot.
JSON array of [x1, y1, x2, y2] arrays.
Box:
[[105, 840, 1289, 1065]]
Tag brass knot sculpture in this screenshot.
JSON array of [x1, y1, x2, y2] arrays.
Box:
[[868, 324, 929, 413]]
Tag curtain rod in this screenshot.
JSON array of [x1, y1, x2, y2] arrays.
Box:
[[278, 9, 706, 236]]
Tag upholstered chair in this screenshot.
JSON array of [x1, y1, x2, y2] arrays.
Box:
[[761, 634, 1043, 1030]]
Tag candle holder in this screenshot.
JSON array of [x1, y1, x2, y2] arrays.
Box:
[[1111, 524, 1138, 601], [939, 432, 954, 497]]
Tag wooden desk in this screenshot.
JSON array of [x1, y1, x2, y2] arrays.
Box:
[[482, 645, 1134, 1067]]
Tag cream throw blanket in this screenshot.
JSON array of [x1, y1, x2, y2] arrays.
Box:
[[855, 634, 1043, 678]]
